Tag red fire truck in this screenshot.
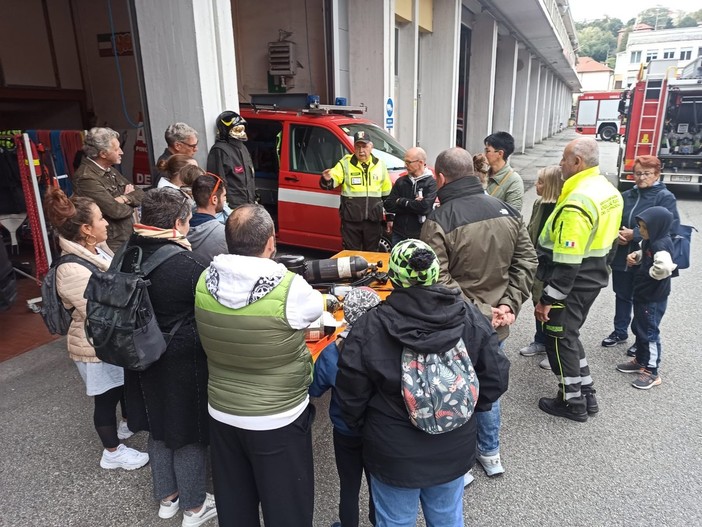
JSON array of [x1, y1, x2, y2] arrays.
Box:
[[575, 91, 625, 141], [617, 56, 702, 191]]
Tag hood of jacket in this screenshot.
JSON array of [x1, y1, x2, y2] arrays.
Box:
[[188, 219, 221, 246], [205, 254, 287, 309], [436, 175, 484, 204], [636, 205, 674, 244], [409, 168, 433, 184], [377, 285, 466, 354]]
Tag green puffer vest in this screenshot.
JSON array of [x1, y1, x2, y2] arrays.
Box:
[[194, 270, 312, 416]]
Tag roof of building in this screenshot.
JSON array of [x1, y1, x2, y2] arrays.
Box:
[[576, 56, 612, 73]]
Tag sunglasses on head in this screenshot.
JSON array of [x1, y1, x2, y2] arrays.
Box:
[[206, 172, 224, 201]]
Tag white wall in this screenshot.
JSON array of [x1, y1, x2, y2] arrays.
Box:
[[578, 71, 613, 92]]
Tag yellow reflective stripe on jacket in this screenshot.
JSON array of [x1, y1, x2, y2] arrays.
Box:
[[328, 154, 391, 198], [538, 166, 622, 265]]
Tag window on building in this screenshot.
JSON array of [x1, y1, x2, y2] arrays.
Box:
[[630, 50, 641, 63], [680, 48, 692, 61], [663, 49, 675, 59], [614, 80, 623, 89], [645, 50, 658, 62]]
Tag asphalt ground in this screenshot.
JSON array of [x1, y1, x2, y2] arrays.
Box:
[[2, 129, 702, 526]]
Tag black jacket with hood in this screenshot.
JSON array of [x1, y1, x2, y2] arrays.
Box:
[[632, 206, 676, 303], [335, 284, 510, 488]]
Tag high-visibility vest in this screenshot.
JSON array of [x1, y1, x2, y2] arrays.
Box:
[[328, 154, 391, 198]]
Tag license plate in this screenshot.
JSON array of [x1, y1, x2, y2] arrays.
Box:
[[670, 175, 691, 182]]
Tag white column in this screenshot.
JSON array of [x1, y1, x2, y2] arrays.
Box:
[[131, 0, 238, 166], [396, 0, 419, 147], [492, 34, 518, 134], [465, 12, 497, 153], [538, 69, 550, 142], [513, 49, 531, 153], [416, 0, 461, 161], [527, 58, 541, 148]]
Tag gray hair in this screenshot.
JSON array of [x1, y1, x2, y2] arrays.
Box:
[[225, 204, 275, 256], [434, 147, 475, 183], [164, 123, 198, 146], [571, 137, 599, 168], [140, 187, 193, 229], [83, 127, 119, 158]]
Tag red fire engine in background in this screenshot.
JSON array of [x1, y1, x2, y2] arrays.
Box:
[[575, 91, 625, 141], [617, 56, 702, 191]]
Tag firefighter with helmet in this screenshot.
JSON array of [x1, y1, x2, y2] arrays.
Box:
[[207, 110, 256, 209]]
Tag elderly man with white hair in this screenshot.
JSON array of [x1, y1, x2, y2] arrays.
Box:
[[534, 137, 623, 422], [72, 127, 144, 251]]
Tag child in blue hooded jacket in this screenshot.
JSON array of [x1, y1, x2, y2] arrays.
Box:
[[616, 206, 677, 389], [310, 287, 380, 527]]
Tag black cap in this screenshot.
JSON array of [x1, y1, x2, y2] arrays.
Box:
[[354, 130, 371, 144]]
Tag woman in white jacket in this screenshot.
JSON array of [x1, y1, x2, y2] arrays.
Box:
[[44, 187, 148, 470]]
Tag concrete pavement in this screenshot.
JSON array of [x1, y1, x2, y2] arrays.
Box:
[[2, 129, 702, 526]]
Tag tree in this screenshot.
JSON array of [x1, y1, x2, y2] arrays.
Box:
[[638, 7, 672, 29], [577, 26, 616, 63], [677, 15, 698, 28]]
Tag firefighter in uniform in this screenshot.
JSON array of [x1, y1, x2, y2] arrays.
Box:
[[207, 110, 256, 209], [320, 130, 392, 251], [535, 137, 623, 422]]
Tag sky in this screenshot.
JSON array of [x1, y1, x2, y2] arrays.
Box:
[[568, 0, 696, 23]]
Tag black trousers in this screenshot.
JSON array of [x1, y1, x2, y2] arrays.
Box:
[[333, 429, 376, 527], [544, 288, 600, 412], [209, 405, 316, 527], [341, 220, 382, 251]]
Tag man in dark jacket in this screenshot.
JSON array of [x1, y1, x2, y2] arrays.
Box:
[[336, 239, 509, 526], [421, 147, 536, 477], [384, 146, 437, 246], [206, 111, 256, 209]]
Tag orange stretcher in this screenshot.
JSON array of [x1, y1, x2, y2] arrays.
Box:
[[307, 251, 393, 361]]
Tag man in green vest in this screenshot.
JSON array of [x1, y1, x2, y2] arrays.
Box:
[[194, 204, 323, 526], [535, 137, 623, 422]]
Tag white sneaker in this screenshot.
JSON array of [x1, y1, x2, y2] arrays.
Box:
[[463, 470, 474, 487], [539, 357, 552, 370], [117, 420, 134, 440], [476, 453, 505, 477], [100, 444, 149, 470], [519, 342, 546, 356], [159, 496, 180, 519], [182, 493, 217, 527]]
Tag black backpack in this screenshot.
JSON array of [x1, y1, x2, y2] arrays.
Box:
[[84, 243, 185, 371], [40, 255, 99, 335]]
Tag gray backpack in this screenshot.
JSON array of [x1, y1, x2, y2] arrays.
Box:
[[40, 255, 99, 335], [84, 243, 185, 371]]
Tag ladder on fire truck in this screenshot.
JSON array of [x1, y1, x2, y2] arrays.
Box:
[[632, 75, 668, 160]]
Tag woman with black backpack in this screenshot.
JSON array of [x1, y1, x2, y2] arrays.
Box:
[[120, 187, 216, 527], [43, 187, 148, 471]]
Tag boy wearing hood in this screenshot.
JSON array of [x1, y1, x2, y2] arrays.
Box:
[[336, 239, 510, 526], [616, 206, 677, 389]]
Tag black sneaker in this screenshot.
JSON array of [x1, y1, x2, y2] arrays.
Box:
[[538, 396, 588, 422], [583, 390, 599, 415], [601, 332, 627, 347], [626, 344, 637, 357]]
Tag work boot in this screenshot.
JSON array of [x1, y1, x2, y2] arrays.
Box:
[[538, 396, 588, 423], [583, 389, 599, 415]]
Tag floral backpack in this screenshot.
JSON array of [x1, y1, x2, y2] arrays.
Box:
[[401, 337, 479, 435]]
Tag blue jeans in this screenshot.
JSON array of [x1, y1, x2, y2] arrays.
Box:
[[371, 475, 464, 527], [534, 318, 546, 345], [612, 269, 635, 338], [391, 231, 406, 247], [633, 299, 667, 375], [476, 340, 503, 456]]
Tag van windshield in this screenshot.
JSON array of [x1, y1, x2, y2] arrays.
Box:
[[342, 124, 406, 170]]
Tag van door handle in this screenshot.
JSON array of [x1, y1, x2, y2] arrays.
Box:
[[285, 176, 299, 182]]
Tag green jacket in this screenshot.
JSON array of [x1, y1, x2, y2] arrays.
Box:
[[487, 164, 524, 213], [194, 270, 312, 416]]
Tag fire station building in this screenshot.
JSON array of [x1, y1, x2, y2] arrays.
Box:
[[0, 0, 580, 172]]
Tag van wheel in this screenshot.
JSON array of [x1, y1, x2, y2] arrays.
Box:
[[600, 125, 617, 142], [378, 236, 392, 253]]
